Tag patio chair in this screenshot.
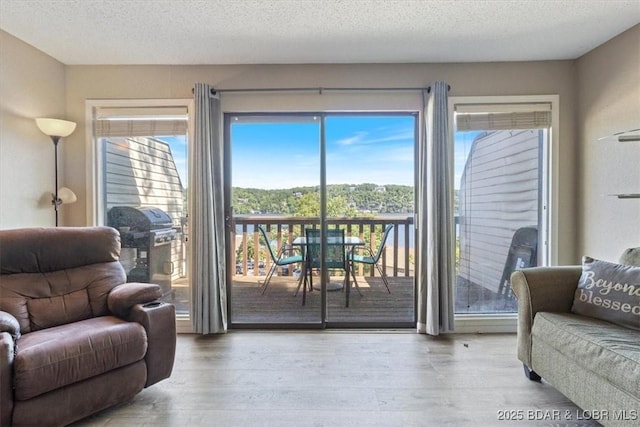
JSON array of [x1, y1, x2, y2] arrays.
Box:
[[348, 224, 393, 294], [257, 225, 303, 295], [497, 225, 538, 299], [301, 228, 346, 305]]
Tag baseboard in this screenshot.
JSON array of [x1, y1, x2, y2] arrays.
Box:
[[453, 313, 517, 333], [176, 316, 193, 333], [176, 314, 518, 334]]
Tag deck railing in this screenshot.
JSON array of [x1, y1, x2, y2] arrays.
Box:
[[232, 216, 415, 279]]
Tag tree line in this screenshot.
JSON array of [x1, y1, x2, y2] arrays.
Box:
[[233, 183, 415, 216]]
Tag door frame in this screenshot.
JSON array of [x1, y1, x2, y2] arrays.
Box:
[[84, 98, 194, 333], [224, 111, 419, 329]]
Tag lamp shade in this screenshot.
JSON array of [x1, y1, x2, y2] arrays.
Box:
[[57, 187, 77, 204], [35, 118, 77, 137]]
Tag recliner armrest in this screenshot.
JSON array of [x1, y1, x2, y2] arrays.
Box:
[[127, 302, 176, 387], [0, 332, 15, 427], [510, 266, 582, 367], [107, 282, 162, 318], [0, 310, 20, 341]]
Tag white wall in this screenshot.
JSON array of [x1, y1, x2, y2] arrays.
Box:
[[7, 29, 618, 264], [65, 61, 579, 263], [0, 30, 67, 228], [576, 24, 640, 260]]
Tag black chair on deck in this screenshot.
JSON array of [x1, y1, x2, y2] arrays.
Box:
[[348, 224, 393, 294], [300, 228, 345, 305], [257, 225, 303, 295], [498, 226, 538, 299]]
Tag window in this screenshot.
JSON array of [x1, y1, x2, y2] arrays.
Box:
[[452, 100, 553, 315]]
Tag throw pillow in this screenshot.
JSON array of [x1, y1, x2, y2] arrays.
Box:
[[571, 256, 640, 330]]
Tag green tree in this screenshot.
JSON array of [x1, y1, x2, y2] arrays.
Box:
[[233, 183, 415, 216], [293, 192, 357, 217], [294, 192, 319, 216]]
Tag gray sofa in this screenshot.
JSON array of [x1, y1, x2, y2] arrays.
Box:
[[511, 248, 639, 427], [511, 248, 640, 427]]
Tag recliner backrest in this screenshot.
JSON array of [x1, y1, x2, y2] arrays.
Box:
[[0, 227, 126, 333]]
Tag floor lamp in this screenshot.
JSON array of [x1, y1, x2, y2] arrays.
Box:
[[35, 118, 77, 226]]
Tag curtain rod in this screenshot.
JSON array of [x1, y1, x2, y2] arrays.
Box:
[[193, 85, 450, 95]]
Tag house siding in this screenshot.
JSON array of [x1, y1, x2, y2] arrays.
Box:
[[458, 130, 540, 294], [104, 136, 186, 279]]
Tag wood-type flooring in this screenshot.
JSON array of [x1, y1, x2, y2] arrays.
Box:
[[72, 331, 602, 427]]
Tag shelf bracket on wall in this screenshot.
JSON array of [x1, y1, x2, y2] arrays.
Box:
[[609, 193, 640, 199], [597, 128, 640, 142]]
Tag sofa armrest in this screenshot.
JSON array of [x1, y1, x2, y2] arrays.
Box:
[[510, 266, 582, 367], [0, 310, 20, 341], [0, 332, 15, 427], [127, 302, 176, 387], [107, 283, 162, 318]]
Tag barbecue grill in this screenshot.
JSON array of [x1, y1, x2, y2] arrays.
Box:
[[107, 206, 177, 297]]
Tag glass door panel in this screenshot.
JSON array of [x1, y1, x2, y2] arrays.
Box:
[[324, 114, 416, 325], [228, 114, 322, 325]]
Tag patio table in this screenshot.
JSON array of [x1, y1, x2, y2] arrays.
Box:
[[292, 235, 364, 306]]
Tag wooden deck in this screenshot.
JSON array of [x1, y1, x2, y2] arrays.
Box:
[[230, 275, 415, 325], [167, 274, 414, 324], [168, 273, 517, 325]]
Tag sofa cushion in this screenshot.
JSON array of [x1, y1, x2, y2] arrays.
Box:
[[571, 256, 640, 330], [532, 312, 640, 398], [14, 316, 147, 400]]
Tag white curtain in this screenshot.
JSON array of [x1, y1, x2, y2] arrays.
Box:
[[417, 81, 455, 335], [190, 83, 227, 334]]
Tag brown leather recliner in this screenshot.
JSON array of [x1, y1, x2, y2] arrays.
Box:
[[0, 226, 177, 427]]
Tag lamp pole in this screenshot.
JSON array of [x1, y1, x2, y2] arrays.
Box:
[[52, 135, 61, 226]]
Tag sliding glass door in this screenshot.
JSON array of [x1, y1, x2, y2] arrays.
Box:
[[92, 104, 190, 317], [324, 115, 416, 325], [227, 113, 417, 327], [228, 114, 322, 325]]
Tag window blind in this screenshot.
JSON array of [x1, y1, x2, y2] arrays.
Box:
[[94, 107, 188, 137], [455, 103, 552, 131]]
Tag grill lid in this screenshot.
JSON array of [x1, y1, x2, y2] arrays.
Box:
[[107, 206, 173, 231]]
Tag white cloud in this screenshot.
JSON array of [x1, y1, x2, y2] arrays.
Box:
[[336, 131, 367, 146], [335, 127, 414, 147]]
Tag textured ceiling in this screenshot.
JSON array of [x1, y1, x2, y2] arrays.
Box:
[[1, 0, 639, 65]]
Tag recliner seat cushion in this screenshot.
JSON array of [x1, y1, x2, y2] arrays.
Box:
[[14, 316, 147, 400], [532, 312, 640, 398]]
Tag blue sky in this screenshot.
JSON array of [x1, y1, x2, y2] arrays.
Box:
[[158, 135, 188, 186], [231, 115, 416, 189], [162, 117, 477, 190]]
